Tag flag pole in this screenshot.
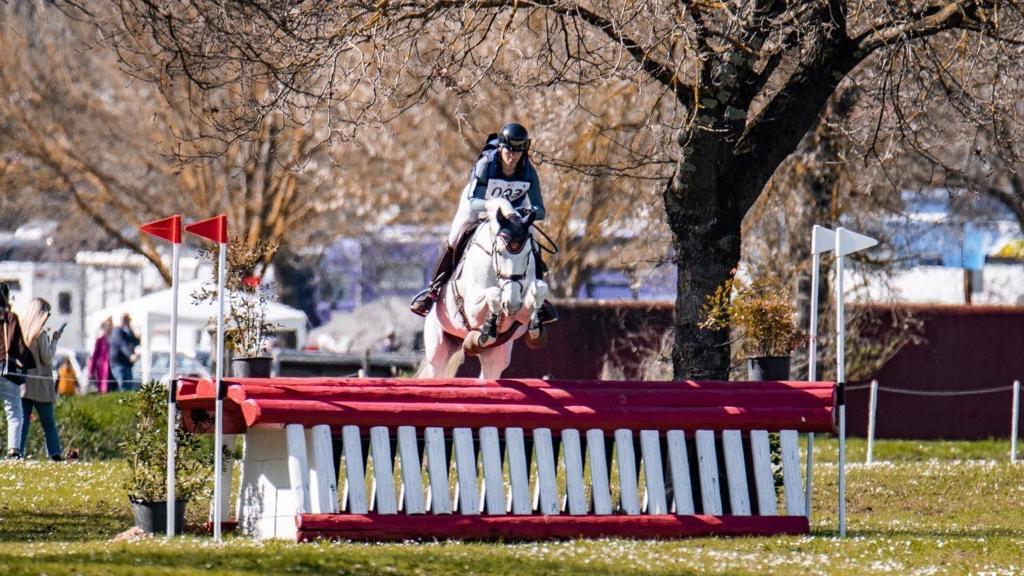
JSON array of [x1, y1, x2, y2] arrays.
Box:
[[834, 227, 877, 538], [184, 214, 228, 542], [140, 215, 182, 538], [167, 240, 180, 537], [213, 239, 226, 542], [834, 238, 847, 537], [807, 225, 835, 527]]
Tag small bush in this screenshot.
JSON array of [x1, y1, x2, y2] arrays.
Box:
[[699, 272, 805, 358], [4, 393, 134, 460], [9, 390, 225, 462], [121, 381, 213, 502]]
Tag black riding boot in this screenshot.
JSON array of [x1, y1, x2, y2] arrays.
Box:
[[533, 248, 559, 325], [410, 243, 457, 317]]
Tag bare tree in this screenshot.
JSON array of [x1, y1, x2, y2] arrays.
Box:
[[76, 0, 1022, 378], [0, 3, 337, 283]]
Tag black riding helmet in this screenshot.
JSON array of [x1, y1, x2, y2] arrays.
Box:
[[498, 122, 530, 152]]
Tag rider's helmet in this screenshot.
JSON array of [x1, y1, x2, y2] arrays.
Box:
[[498, 122, 530, 152]]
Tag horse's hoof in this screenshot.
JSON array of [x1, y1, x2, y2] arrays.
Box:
[[525, 326, 548, 349], [464, 330, 485, 356]]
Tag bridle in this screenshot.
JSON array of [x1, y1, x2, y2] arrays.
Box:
[[474, 224, 531, 305], [449, 220, 533, 333]]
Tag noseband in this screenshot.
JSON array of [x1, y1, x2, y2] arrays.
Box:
[[493, 224, 532, 294]]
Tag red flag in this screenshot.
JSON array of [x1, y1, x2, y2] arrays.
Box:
[[185, 214, 228, 244], [140, 215, 182, 244]]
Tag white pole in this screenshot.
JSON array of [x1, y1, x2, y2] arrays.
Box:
[[833, 227, 875, 538], [806, 225, 834, 527], [866, 379, 878, 465], [808, 250, 823, 380], [835, 246, 847, 538], [1012, 380, 1020, 464], [166, 242, 180, 538], [213, 243, 227, 542], [806, 249, 821, 524]]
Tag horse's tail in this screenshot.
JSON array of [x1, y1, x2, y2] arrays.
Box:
[[444, 347, 466, 378]]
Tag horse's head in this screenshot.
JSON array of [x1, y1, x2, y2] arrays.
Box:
[[490, 208, 536, 317]]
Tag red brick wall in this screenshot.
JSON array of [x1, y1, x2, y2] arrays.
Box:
[[460, 300, 1024, 439], [457, 300, 674, 380], [845, 304, 1024, 440]]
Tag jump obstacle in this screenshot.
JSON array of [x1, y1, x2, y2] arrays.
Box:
[[177, 376, 836, 541]]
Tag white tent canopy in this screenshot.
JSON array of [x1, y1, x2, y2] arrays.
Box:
[[87, 279, 308, 384]]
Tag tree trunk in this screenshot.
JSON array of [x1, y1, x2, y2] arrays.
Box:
[[664, 131, 745, 380], [664, 20, 854, 380]]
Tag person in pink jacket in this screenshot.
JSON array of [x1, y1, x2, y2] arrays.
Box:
[[86, 317, 112, 394]]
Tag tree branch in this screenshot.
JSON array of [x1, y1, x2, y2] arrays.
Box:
[[853, 1, 989, 58], [524, 0, 695, 103]]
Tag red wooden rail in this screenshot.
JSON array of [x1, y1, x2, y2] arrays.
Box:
[[177, 377, 836, 435]]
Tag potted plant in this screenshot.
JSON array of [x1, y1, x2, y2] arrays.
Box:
[[121, 380, 213, 534], [699, 271, 804, 380], [194, 239, 280, 377]]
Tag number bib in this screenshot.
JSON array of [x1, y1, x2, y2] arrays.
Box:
[[484, 178, 530, 204]]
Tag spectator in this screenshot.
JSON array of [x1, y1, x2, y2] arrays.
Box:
[[19, 298, 64, 461], [87, 317, 113, 393], [108, 313, 140, 392], [0, 283, 35, 459], [56, 358, 77, 397]]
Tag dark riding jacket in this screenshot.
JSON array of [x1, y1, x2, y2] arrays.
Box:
[[467, 150, 546, 221]]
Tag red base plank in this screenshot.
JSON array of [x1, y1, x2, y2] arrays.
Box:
[[204, 520, 238, 534], [295, 513, 810, 542]]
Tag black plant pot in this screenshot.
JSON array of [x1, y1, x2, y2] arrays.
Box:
[[747, 356, 791, 381], [131, 499, 186, 534], [231, 356, 272, 378]]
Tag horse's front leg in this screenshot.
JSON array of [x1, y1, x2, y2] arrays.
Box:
[[465, 287, 502, 347], [525, 280, 549, 349]]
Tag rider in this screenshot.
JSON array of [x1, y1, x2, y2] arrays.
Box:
[[410, 121, 558, 325]]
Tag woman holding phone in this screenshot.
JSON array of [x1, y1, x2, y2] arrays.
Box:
[[19, 298, 64, 461]]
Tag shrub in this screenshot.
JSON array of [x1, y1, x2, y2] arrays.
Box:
[[193, 238, 280, 357], [699, 272, 804, 357], [120, 381, 213, 502], [4, 393, 133, 460]]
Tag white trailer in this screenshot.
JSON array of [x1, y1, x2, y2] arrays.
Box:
[[0, 261, 87, 351]]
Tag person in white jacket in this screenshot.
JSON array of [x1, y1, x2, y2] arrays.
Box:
[[19, 298, 64, 461]]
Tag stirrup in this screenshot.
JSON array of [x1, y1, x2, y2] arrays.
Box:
[[409, 289, 435, 317], [537, 301, 559, 325]]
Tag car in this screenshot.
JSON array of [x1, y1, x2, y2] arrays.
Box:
[[131, 350, 213, 386]]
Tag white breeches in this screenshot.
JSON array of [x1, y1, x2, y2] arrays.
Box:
[[448, 185, 482, 246]]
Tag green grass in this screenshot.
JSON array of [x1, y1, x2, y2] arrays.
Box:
[[0, 438, 1022, 575]]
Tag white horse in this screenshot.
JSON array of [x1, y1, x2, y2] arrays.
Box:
[[419, 200, 549, 379]]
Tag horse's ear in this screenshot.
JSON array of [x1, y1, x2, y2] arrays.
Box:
[[496, 210, 509, 228], [524, 211, 537, 227]]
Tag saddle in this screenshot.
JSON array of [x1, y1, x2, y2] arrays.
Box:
[[451, 219, 483, 274]]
